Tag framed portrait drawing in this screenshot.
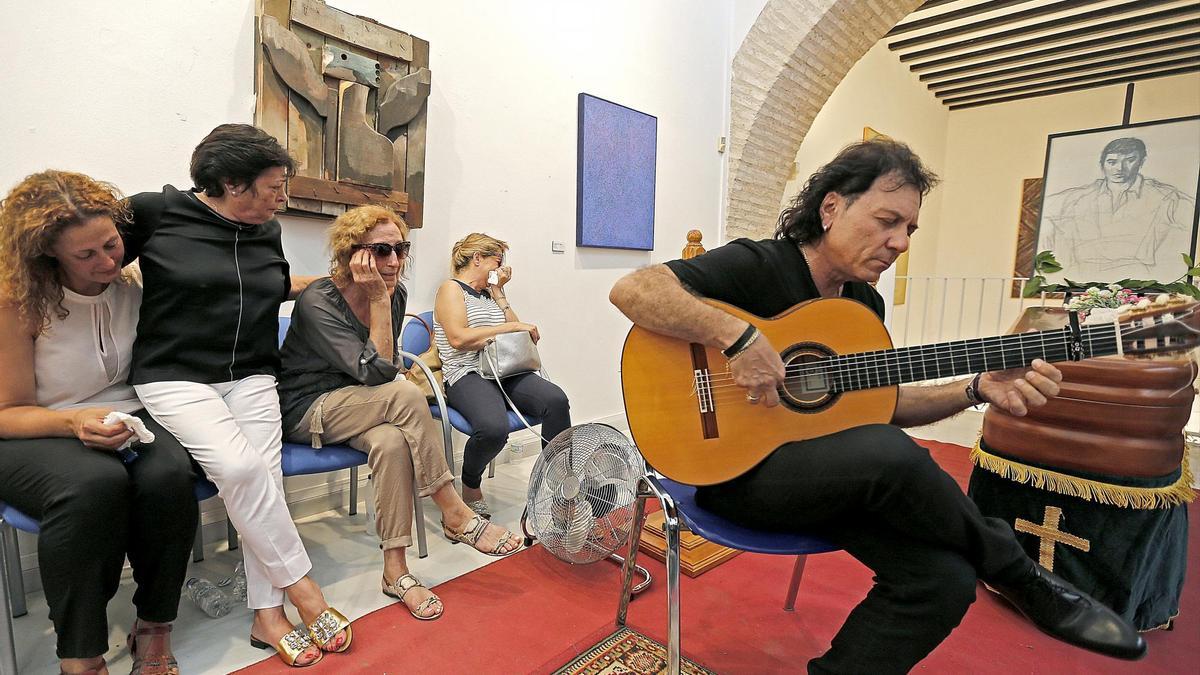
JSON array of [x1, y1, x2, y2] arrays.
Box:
[[1034, 115, 1200, 285], [576, 93, 657, 250]]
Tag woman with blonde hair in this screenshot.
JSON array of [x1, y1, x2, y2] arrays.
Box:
[[434, 233, 571, 516], [279, 206, 522, 622], [0, 171, 197, 675]]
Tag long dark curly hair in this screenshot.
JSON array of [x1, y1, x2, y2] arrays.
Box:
[[775, 139, 939, 245]]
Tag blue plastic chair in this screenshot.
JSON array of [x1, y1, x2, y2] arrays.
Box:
[[615, 473, 840, 674], [399, 311, 543, 482]]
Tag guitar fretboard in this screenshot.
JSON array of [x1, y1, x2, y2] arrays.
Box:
[[816, 323, 1120, 394]]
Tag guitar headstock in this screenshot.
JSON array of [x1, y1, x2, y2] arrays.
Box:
[[1117, 294, 1200, 358]]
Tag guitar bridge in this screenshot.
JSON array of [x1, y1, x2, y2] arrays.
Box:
[[694, 368, 713, 413], [689, 344, 719, 439]]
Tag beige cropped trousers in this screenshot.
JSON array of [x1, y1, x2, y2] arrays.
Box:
[[289, 379, 454, 550]]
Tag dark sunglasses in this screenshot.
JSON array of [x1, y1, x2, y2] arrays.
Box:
[[353, 241, 411, 258]]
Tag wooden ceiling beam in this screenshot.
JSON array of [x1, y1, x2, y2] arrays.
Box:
[[919, 29, 1200, 82], [947, 65, 1200, 109], [887, 0, 1035, 37], [898, 1, 1187, 62], [942, 60, 1200, 105], [929, 44, 1200, 93], [889, 0, 1100, 49], [902, 5, 1198, 66]]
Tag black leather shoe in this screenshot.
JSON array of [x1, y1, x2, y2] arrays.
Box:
[[990, 565, 1146, 660]]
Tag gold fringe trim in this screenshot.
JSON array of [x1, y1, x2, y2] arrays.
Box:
[[971, 439, 1196, 509]]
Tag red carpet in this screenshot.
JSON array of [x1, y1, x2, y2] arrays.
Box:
[[236, 439, 1196, 674]]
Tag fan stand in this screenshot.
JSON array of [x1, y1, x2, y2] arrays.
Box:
[[518, 503, 653, 596]]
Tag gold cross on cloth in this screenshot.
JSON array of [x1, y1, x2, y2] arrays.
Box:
[[1014, 506, 1091, 572]]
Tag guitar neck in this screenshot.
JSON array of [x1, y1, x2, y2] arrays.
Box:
[[826, 323, 1120, 393]]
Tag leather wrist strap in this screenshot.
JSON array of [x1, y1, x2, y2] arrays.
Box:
[[965, 373, 984, 405], [722, 323, 760, 359]]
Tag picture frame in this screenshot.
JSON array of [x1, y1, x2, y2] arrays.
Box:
[[576, 93, 657, 250], [1033, 115, 1200, 286]]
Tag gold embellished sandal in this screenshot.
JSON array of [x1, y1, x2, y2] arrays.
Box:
[[307, 607, 353, 653], [442, 514, 523, 557], [382, 573, 444, 620], [249, 629, 323, 667]]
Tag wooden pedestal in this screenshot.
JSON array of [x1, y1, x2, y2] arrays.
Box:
[[638, 511, 741, 577]]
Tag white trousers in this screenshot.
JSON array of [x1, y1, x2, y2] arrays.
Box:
[[135, 375, 312, 609]]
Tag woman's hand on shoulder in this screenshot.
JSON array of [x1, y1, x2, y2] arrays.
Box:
[[70, 408, 135, 451]]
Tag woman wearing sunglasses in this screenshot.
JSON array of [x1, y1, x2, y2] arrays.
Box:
[[278, 206, 522, 622]]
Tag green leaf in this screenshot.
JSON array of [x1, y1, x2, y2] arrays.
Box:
[[1022, 276, 1044, 298], [1187, 267, 1200, 277], [1033, 250, 1063, 274], [1183, 253, 1195, 269]]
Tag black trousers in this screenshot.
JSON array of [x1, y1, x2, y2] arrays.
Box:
[[445, 371, 571, 489], [696, 424, 1032, 675], [0, 410, 198, 659]]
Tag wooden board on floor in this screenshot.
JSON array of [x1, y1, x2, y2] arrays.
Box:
[[638, 511, 741, 577]]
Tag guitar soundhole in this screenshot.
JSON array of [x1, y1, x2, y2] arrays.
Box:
[[779, 343, 837, 413]]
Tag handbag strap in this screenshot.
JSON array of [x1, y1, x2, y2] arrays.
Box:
[[481, 344, 551, 445], [405, 313, 433, 342]]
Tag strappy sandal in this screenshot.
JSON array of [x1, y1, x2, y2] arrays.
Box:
[[250, 629, 323, 667], [442, 514, 523, 556], [306, 607, 353, 653], [127, 621, 180, 675], [382, 573, 444, 620], [59, 657, 105, 675]]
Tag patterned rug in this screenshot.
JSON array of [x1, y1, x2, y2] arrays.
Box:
[[553, 627, 715, 675]]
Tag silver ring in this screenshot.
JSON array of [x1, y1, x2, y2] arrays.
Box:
[[746, 394, 760, 403]]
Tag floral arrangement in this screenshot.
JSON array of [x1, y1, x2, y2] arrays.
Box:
[[1023, 251, 1200, 301], [1064, 285, 1148, 320]]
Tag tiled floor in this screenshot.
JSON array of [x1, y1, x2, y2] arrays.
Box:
[[8, 412, 987, 674]]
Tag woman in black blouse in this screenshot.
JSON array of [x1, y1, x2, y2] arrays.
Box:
[[126, 125, 350, 666], [279, 205, 521, 621]]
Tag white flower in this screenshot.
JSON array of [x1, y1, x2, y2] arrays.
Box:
[[1098, 289, 1113, 298]]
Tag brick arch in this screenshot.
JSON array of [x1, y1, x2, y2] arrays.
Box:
[[726, 0, 922, 240]]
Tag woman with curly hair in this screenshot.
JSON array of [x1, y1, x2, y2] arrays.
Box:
[[0, 171, 197, 675], [278, 205, 522, 622]]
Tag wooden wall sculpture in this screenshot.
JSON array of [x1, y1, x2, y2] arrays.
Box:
[[255, 0, 431, 226]]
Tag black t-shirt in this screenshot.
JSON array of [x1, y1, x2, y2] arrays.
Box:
[[663, 238, 885, 322], [124, 186, 291, 384]]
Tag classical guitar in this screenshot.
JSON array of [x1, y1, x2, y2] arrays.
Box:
[[620, 295, 1199, 486]]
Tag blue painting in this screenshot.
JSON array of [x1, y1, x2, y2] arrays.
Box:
[[577, 93, 657, 250]]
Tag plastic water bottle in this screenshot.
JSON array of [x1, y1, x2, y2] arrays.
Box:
[[185, 577, 232, 618], [229, 562, 247, 602]]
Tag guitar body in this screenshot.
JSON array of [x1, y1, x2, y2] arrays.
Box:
[[621, 298, 899, 485]]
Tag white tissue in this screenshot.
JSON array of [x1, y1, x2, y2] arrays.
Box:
[[102, 411, 156, 450]]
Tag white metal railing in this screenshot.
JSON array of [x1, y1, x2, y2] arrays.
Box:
[[888, 275, 1049, 348]]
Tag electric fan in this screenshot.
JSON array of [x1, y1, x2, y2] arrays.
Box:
[[522, 423, 647, 564]]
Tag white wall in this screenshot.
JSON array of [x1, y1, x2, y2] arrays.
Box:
[[782, 41, 951, 319], [0, 0, 733, 577]]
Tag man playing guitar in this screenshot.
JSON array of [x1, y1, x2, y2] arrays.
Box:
[[609, 139, 1145, 673]]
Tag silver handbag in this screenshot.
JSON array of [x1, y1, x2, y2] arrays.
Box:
[[479, 331, 542, 380]]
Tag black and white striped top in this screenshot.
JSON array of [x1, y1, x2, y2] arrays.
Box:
[[435, 280, 506, 386]]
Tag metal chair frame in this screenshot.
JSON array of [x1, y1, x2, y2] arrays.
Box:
[[616, 472, 825, 675]]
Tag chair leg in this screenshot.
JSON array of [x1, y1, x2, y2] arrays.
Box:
[[349, 466, 359, 516], [226, 518, 239, 551], [0, 526, 25, 620], [192, 522, 205, 563], [616, 493, 649, 627], [0, 523, 17, 675], [413, 479, 428, 559], [784, 555, 808, 611], [664, 508, 682, 675]]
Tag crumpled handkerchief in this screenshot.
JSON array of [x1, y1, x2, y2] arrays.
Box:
[[102, 411, 156, 450]]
